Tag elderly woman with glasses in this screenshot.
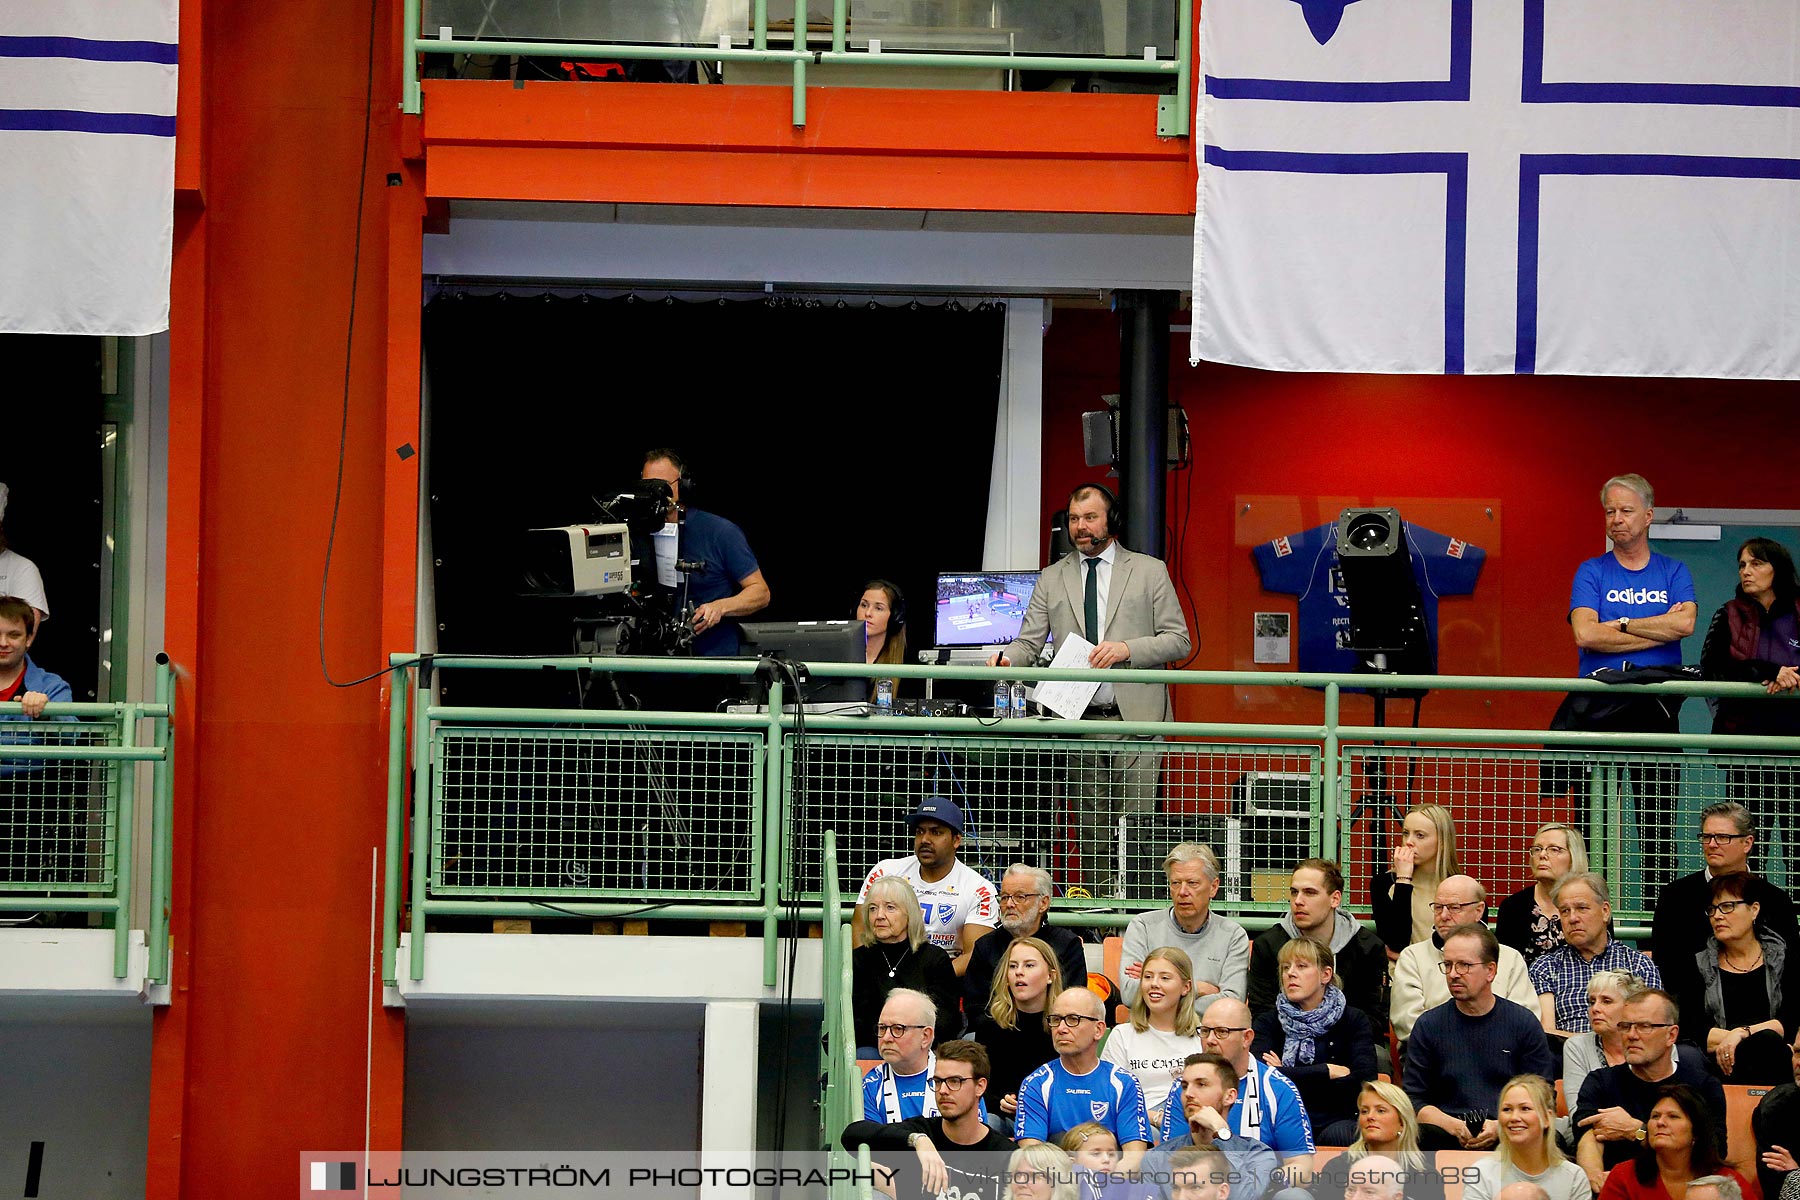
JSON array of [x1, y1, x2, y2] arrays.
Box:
[[1498, 823, 1590, 966], [1674, 873, 1800, 1084]]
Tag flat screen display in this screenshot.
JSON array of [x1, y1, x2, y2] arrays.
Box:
[[933, 571, 1040, 647]]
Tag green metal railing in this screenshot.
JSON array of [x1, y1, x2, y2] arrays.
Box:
[[382, 653, 1800, 984], [0, 658, 175, 980], [403, 0, 1194, 135], [819, 830, 866, 1199]]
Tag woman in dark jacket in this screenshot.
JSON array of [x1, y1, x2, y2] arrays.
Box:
[[1251, 936, 1378, 1145], [1701, 537, 1800, 803], [1675, 873, 1800, 1085], [1369, 803, 1460, 957], [852, 875, 961, 1053]]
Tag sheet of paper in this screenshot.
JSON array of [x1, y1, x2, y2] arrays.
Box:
[[1034, 634, 1103, 719]]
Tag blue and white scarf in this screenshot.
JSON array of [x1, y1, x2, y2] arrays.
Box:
[[1275, 985, 1345, 1067]]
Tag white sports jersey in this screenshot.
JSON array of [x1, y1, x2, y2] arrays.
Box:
[[859, 856, 997, 955]]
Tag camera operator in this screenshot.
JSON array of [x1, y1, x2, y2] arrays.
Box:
[[640, 448, 769, 656]]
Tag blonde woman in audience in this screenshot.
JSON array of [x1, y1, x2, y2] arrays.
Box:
[[1005, 1141, 1079, 1200], [1100, 945, 1205, 1133], [972, 935, 1063, 1137], [1464, 1075, 1593, 1200], [1251, 936, 1378, 1145], [1371, 804, 1460, 957], [1310, 1081, 1445, 1200], [1497, 823, 1589, 966]]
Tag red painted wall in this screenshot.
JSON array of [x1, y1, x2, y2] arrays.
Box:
[[1042, 306, 1800, 732]]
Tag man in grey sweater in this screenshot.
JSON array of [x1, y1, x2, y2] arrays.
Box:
[[1121, 843, 1250, 1013]]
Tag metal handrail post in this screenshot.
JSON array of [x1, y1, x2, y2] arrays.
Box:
[[383, 670, 409, 986], [837, 919, 858, 1147], [762, 678, 785, 987], [148, 656, 174, 983], [793, 56, 807, 128], [1174, 0, 1194, 130], [1586, 763, 1608, 879], [832, 0, 847, 54], [820, 829, 841, 1144], [1322, 682, 1340, 861], [403, 0, 422, 113], [409, 666, 433, 982], [754, 0, 768, 50], [112, 705, 138, 978]]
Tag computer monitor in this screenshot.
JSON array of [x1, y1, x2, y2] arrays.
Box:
[[933, 571, 1040, 647], [736, 620, 868, 705]]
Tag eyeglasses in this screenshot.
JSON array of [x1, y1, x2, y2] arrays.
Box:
[[1429, 900, 1483, 914], [1197, 1025, 1249, 1038], [874, 1022, 928, 1038], [1705, 901, 1751, 916], [998, 892, 1042, 905], [1527, 845, 1570, 857], [1047, 1013, 1103, 1029], [1616, 1021, 1676, 1034], [1437, 959, 1488, 975], [929, 1075, 975, 1091], [1698, 833, 1751, 845]]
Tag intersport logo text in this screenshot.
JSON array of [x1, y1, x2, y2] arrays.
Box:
[[1605, 589, 1670, 604]]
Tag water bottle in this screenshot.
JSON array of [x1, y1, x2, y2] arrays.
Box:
[[994, 680, 1011, 718], [874, 677, 893, 715], [1010, 681, 1028, 718]]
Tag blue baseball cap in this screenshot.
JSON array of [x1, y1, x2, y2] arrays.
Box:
[[906, 798, 964, 834]]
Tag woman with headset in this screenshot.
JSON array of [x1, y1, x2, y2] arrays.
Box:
[[857, 579, 908, 699]]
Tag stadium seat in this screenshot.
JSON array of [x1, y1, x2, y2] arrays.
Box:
[[1102, 935, 1128, 1022], [1434, 1149, 1484, 1200], [1724, 1084, 1771, 1178]]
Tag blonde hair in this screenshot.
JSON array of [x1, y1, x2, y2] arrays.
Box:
[[1531, 823, 1589, 876], [1058, 1122, 1118, 1154], [1407, 804, 1460, 883], [1495, 1075, 1565, 1170], [1004, 1143, 1078, 1200], [1128, 946, 1201, 1036], [1351, 1080, 1425, 1174], [1276, 936, 1338, 992], [987, 936, 1064, 1031], [859, 876, 926, 951]]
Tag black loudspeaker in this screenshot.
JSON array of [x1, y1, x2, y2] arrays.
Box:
[[1335, 507, 1433, 677], [1083, 410, 1115, 468], [1082, 404, 1191, 470]]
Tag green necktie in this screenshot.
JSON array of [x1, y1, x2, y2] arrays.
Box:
[[1084, 557, 1100, 644]]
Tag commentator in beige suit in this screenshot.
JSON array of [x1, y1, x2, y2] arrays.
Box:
[[992, 482, 1192, 895]]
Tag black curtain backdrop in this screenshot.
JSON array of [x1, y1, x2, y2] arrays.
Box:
[[0, 335, 103, 701], [423, 294, 1006, 707]]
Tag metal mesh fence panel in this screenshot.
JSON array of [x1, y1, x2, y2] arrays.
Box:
[[1338, 746, 1800, 922], [0, 722, 118, 892], [431, 727, 762, 900], [782, 731, 1318, 915]]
